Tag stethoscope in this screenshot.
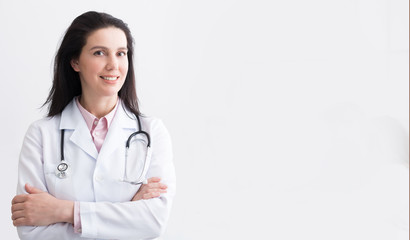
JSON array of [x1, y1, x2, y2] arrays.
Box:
[[56, 115, 152, 185]]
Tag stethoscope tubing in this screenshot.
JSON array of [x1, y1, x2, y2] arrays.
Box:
[[57, 114, 151, 182], [60, 129, 65, 161]]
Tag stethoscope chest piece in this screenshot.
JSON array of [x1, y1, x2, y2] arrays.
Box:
[[57, 115, 150, 182], [55, 160, 71, 179]]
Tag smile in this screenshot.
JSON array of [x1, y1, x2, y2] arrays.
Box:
[[100, 76, 119, 81]]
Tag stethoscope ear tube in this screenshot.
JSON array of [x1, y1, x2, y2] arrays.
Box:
[[57, 114, 151, 183]]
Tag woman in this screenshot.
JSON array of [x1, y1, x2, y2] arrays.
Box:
[[11, 11, 175, 240]]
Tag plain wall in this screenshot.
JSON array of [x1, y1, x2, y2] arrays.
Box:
[[0, 0, 408, 239]]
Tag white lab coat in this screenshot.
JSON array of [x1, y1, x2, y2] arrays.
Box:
[[16, 99, 176, 240]]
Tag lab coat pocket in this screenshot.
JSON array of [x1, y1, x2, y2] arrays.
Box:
[[44, 160, 76, 200], [43, 163, 57, 196]]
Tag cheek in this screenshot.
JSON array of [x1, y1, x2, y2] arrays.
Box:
[[81, 61, 103, 75], [121, 62, 129, 75]]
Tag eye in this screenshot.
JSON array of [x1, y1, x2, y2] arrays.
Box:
[[118, 51, 127, 57], [93, 51, 105, 56]]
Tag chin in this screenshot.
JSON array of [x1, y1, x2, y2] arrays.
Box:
[[98, 89, 120, 98]]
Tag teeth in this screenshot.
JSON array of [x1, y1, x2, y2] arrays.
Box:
[[102, 76, 117, 81]]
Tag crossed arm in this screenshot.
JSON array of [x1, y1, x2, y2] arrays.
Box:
[[12, 120, 175, 239], [11, 177, 167, 227]]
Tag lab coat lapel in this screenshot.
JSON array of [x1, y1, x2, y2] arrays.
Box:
[[60, 100, 98, 160], [98, 103, 137, 158]]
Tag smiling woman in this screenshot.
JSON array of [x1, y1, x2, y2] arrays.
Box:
[[11, 11, 175, 240], [71, 27, 129, 114]]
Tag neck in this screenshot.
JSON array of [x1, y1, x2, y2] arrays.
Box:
[[79, 95, 118, 118]]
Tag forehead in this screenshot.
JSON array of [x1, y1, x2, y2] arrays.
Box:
[[84, 27, 127, 48]]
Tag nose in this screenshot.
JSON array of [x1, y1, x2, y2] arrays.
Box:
[[106, 55, 119, 70]]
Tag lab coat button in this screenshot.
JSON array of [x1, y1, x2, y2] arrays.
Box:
[[95, 175, 103, 181]]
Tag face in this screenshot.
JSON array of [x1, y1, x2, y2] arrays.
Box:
[[71, 27, 129, 100]]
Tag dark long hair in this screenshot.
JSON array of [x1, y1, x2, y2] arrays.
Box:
[[44, 11, 140, 117]]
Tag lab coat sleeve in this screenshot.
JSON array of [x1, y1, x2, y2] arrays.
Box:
[[16, 121, 80, 240], [79, 119, 176, 240]]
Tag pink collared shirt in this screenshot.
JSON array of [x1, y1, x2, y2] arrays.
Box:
[[73, 96, 119, 233], [75, 97, 118, 152]]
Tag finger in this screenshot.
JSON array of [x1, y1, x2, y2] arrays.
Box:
[[11, 195, 27, 205], [147, 182, 168, 189], [25, 183, 44, 194], [11, 210, 26, 221], [146, 188, 157, 193], [147, 177, 161, 183], [143, 192, 161, 199], [11, 203, 26, 213], [147, 183, 160, 189], [147, 188, 168, 193], [145, 188, 167, 194], [13, 217, 28, 227], [153, 189, 167, 195], [155, 183, 167, 189]]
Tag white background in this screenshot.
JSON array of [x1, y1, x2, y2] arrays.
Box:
[[0, 0, 408, 239]]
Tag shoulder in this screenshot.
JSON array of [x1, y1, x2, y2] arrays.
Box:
[[25, 115, 61, 138], [30, 98, 77, 132], [116, 102, 170, 136], [139, 115, 160, 126], [139, 115, 167, 132], [139, 116, 172, 143], [29, 115, 60, 130]]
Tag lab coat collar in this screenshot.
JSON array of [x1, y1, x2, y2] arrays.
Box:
[[59, 99, 138, 160], [98, 102, 139, 157]]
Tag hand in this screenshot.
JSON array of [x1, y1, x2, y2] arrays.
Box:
[[132, 177, 168, 201], [11, 184, 74, 226]]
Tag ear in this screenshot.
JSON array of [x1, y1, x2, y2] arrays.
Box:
[[70, 59, 80, 72]]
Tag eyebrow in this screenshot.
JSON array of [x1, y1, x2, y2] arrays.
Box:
[[89, 46, 128, 51]]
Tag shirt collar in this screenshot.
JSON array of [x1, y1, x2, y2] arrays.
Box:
[[75, 96, 120, 131]]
